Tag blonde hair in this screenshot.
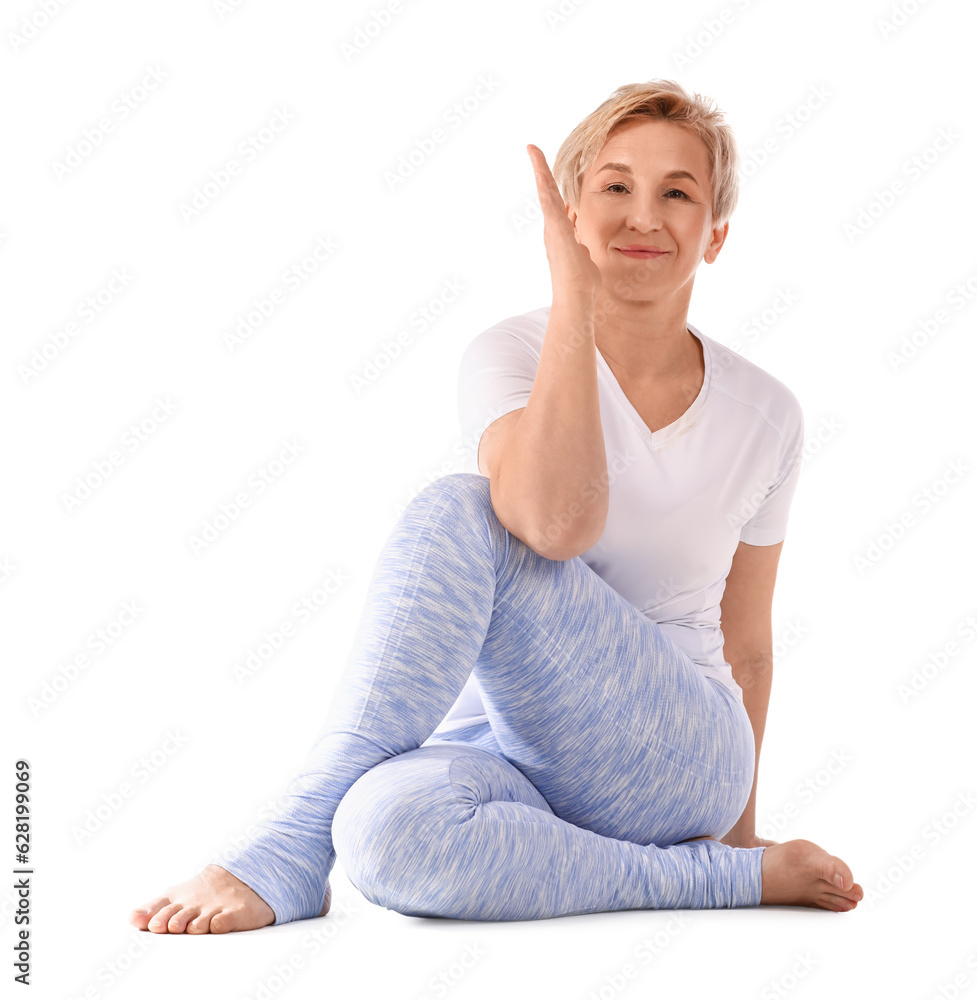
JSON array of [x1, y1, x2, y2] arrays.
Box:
[[552, 79, 740, 228]]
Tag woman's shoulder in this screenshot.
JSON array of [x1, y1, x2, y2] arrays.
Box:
[[701, 331, 804, 433], [483, 303, 551, 339], [461, 304, 551, 360]]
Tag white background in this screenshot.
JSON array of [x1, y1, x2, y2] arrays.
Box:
[[3, 0, 975, 997]]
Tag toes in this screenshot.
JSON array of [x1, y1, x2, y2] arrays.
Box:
[[131, 869, 277, 936], [822, 892, 857, 912], [831, 871, 862, 901], [820, 853, 854, 892], [131, 896, 173, 930], [166, 906, 201, 933], [208, 905, 274, 933], [147, 903, 182, 933], [209, 910, 237, 934], [186, 910, 220, 934]]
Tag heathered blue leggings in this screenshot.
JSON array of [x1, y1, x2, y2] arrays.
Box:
[[218, 472, 766, 923]]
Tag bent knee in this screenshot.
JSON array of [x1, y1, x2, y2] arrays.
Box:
[[332, 747, 468, 911], [408, 472, 492, 518], [333, 744, 530, 916]]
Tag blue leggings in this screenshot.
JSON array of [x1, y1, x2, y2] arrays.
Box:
[[218, 473, 766, 923]]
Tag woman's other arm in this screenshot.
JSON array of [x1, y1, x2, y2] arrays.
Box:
[[719, 538, 784, 849]]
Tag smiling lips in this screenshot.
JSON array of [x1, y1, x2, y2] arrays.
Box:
[[617, 245, 667, 258]]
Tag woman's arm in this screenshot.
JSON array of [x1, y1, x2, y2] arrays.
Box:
[[718, 538, 784, 848], [480, 298, 607, 561], [477, 146, 608, 562]]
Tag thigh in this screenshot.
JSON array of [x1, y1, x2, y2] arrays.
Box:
[[475, 536, 755, 846]]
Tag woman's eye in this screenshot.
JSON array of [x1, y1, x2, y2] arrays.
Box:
[[602, 185, 690, 199]]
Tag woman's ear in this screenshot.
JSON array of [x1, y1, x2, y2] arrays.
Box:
[[704, 221, 729, 264]]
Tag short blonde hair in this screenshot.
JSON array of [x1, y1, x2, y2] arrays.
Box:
[[552, 79, 740, 228]]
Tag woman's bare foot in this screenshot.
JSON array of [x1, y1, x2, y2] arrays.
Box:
[[760, 839, 863, 912], [129, 865, 331, 934]]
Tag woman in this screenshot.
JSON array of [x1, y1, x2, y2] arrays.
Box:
[[130, 80, 862, 933]]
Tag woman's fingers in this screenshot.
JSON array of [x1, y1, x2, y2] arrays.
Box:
[[527, 145, 568, 218], [527, 143, 602, 300]]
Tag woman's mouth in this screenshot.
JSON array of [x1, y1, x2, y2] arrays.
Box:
[[617, 246, 667, 259]]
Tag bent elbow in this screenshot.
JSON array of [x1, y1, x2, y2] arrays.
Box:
[[525, 519, 604, 562], [490, 480, 605, 561]]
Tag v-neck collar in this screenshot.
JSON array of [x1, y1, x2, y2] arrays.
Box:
[[594, 324, 711, 450]]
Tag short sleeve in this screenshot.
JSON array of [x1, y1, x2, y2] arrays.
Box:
[[458, 325, 539, 457], [738, 393, 805, 546]]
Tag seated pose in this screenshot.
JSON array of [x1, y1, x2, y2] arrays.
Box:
[[130, 79, 862, 934]]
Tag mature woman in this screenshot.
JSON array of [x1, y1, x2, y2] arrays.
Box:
[[130, 80, 862, 934]]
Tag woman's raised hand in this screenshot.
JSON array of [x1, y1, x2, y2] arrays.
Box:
[[527, 144, 602, 304]]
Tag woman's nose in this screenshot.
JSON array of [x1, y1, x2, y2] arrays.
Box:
[[625, 200, 663, 231]]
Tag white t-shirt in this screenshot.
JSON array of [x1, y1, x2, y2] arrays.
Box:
[[432, 304, 805, 733]]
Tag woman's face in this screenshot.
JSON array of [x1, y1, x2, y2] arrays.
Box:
[[568, 118, 728, 302]]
